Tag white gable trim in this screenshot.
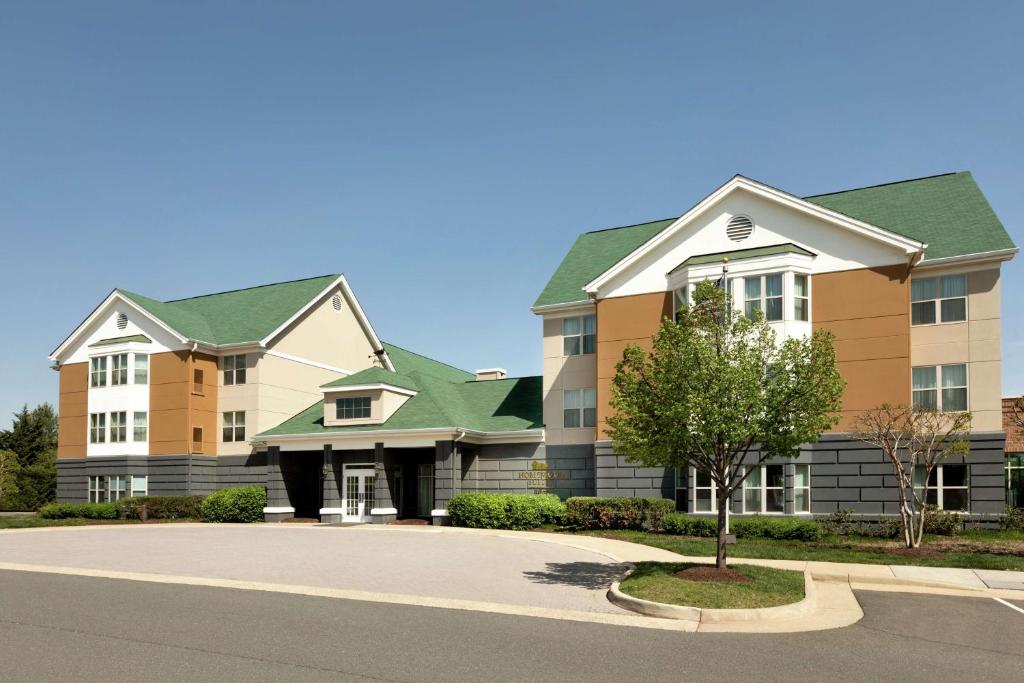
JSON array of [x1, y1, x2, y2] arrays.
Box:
[[319, 383, 418, 397], [50, 291, 189, 362], [259, 274, 395, 372], [583, 175, 927, 296]]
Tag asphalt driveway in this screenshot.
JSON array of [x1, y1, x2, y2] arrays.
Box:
[[0, 524, 631, 614]]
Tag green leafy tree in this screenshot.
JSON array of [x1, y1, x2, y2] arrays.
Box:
[[0, 404, 59, 509], [606, 280, 845, 569], [0, 450, 20, 505]]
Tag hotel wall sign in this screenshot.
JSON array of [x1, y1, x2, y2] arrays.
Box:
[[517, 460, 568, 488]]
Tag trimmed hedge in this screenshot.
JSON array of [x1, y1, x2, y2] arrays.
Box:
[[118, 495, 204, 520], [200, 485, 267, 523], [565, 497, 674, 531], [923, 505, 962, 536], [448, 492, 566, 530], [731, 516, 823, 541], [38, 502, 119, 520], [661, 513, 718, 537]]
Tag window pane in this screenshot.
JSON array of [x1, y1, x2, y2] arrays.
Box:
[[745, 277, 761, 300], [943, 489, 968, 511], [765, 274, 782, 297], [943, 464, 968, 488], [794, 464, 809, 488], [582, 315, 596, 335], [940, 298, 966, 322], [793, 275, 808, 298], [563, 390, 581, 410], [745, 466, 761, 487], [941, 364, 966, 388], [695, 489, 713, 512], [695, 468, 711, 488], [912, 366, 937, 390], [744, 300, 761, 320], [911, 301, 936, 325], [223, 427, 233, 442], [794, 489, 809, 513], [765, 297, 782, 321], [134, 355, 148, 384], [582, 408, 596, 428], [582, 333, 596, 355], [562, 317, 580, 336], [674, 287, 688, 314], [766, 464, 785, 488], [766, 489, 785, 513], [913, 389, 937, 410], [563, 337, 580, 356], [745, 489, 761, 513], [911, 278, 936, 302], [794, 298, 808, 322], [942, 388, 968, 412], [940, 275, 966, 298], [582, 388, 596, 408], [563, 409, 580, 428]]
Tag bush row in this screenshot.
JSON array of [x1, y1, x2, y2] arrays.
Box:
[[38, 501, 120, 520], [661, 513, 823, 541], [564, 496, 674, 531], [448, 492, 566, 530], [38, 487, 266, 523], [118, 495, 205, 520]]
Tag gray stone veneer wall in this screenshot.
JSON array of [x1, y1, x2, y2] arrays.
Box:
[[594, 442, 675, 499], [461, 442, 595, 500], [56, 456, 220, 503]]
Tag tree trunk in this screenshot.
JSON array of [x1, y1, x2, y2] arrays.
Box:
[[716, 492, 728, 569]]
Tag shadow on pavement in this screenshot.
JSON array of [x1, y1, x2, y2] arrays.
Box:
[[522, 562, 629, 589]]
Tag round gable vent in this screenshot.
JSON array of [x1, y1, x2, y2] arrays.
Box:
[[116, 312, 128, 330], [331, 294, 343, 312], [726, 215, 754, 242]]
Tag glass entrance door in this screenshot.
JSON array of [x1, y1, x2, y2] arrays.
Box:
[[343, 466, 375, 522]]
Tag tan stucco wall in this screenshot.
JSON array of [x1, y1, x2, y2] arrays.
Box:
[[595, 292, 673, 439], [255, 353, 343, 437], [57, 363, 88, 458], [542, 313, 599, 445], [910, 266, 1002, 431], [270, 285, 377, 373], [813, 265, 911, 431]]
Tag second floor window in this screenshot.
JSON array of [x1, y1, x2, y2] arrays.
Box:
[[563, 315, 596, 356], [912, 364, 967, 412], [563, 388, 596, 428], [911, 274, 966, 325], [336, 397, 371, 420], [133, 412, 148, 441], [134, 354, 149, 384], [794, 275, 809, 322], [224, 354, 247, 385], [90, 357, 107, 387], [744, 274, 783, 322], [110, 411, 127, 442], [89, 413, 106, 443], [223, 411, 246, 442], [110, 354, 128, 386]]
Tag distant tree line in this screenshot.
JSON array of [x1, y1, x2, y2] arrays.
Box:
[[0, 404, 58, 511]]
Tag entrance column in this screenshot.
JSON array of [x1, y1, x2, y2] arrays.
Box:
[[263, 446, 295, 522], [320, 444, 344, 523], [432, 440, 455, 525], [371, 442, 397, 523]]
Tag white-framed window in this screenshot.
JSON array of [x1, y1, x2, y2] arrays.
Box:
[[134, 354, 149, 384], [88, 475, 146, 502], [793, 275, 809, 322], [88, 476, 105, 503], [563, 388, 596, 428], [914, 464, 969, 511], [743, 464, 785, 513], [223, 411, 246, 442], [794, 464, 810, 513], [912, 364, 967, 412], [692, 467, 717, 513], [130, 474, 148, 498], [109, 411, 127, 443], [911, 275, 967, 325], [673, 286, 689, 321], [223, 354, 247, 386], [108, 475, 127, 501], [744, 274, 783, 322], [1006, 455, 1024, 510], [110, 353, 128, 386], [90, 356, 107, 388], [133, 412, 148, 442], [563, 315, 596, 356], [89, 413, 106, 443], [336, 397, 371, 420]]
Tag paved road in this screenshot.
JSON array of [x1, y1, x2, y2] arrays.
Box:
[[0, 570, 1021, 682], [0, 525, 630, 614]]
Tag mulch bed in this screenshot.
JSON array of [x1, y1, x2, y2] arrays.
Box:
[[388, 518, 430, 525], [282, 517, 319, 523], [672, 566, 752, 583]]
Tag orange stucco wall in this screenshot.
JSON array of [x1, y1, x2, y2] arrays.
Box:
[[57, 363, 88, 458]]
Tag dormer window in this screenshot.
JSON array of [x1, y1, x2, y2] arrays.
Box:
[[337, 396, 371, 420]]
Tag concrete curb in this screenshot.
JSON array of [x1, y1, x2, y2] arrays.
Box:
[[608, 564, 816, 624]]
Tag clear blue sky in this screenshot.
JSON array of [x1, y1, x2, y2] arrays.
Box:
[[1, 1, 1022, 423]]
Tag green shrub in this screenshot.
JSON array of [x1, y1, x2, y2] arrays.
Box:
[[857, 517, 903, 539], [117, 495, 204, 520], [448, 492, 565, 530], [732, 515, 823, 541], [821, 508, 858, 536], [923, 505, 962, 536], [1001, 505, 1024, 531], [661, 513, 718, 537], [564, 497, 675, 531], [38, 502, 119, 520], [200, 486, 266, 523]]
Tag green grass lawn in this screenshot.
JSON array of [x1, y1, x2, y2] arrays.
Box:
[[580, 530, 1024, 571], [619, 562, 805, 609]]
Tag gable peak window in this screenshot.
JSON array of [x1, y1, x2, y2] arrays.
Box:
[[911, 274, 966, 325], [223, 354, 247, 386], [563, 315, 596, 356]]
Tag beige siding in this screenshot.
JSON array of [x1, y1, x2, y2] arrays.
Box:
[[270, 285, 377, 373], [910, 266, 1002, 431], [542, 313, 598, 445]]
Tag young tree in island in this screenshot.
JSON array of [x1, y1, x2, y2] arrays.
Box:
[[606, 280, 845, 569], [853, 405, 971, 549]]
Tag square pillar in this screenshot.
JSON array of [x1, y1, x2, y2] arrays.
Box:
[[432, 440, 455, 525], [371, 442, 396, 523], [320, 444, 344, 523], [263, 446, 294, 522]]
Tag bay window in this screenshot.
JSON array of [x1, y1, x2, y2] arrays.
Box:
[[134, 354, 149, 384], [111, 353, 128, 386], [793, 275, 809, 322], [90, 357, 107, 388], [673, 286, 688, 320], [745, 273, 783, 322]]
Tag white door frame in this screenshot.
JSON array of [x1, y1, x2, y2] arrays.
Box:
[[342, 463, 376, 523]]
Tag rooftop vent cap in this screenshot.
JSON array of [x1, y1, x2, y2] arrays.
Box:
[[116, 313, 128, 330], [474, 368, 507, 381], [726, 215, 754, 242], [331, 294, 343, 312]]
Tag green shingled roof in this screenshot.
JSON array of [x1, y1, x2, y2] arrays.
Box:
[[321, 366, 420, 392], [119, 274, 340, 345], [670, 243, 814, 272], [258, 374, 543, 437], [535, 172, 1015, 307]]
